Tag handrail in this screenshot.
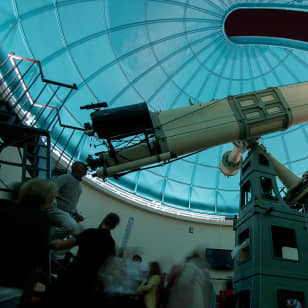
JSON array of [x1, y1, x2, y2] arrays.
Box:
[[5, 53, 84, 131], [8, 53, 77, 89]]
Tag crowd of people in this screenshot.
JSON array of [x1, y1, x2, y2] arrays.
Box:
[[0, 161, 230, 308]]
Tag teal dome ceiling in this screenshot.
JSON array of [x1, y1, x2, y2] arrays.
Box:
[[1, 0, 308, 217]]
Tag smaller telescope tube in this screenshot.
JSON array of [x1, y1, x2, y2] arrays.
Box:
[[96, 152, 173, 178]]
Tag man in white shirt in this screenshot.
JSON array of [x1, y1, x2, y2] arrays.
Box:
[[49, 161, 87, 238]]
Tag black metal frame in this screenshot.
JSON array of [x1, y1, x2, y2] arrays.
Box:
[[0, 52, 84, 189]]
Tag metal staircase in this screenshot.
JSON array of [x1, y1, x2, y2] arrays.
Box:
[[0, 98, 51, 181], [0, 53, 84, 193]]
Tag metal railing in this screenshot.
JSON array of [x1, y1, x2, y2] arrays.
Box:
[[0, 53, 86, 171]]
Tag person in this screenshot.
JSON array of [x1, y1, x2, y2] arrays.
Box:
[[166, 264, 184, 292], [137, 262, 161, 308], [48, 161, 87, 238], [0, 178, 57, 308], [167, 250, 215, 308], [97, 252, 145, 308], [219, 279, 235, 308], [54, 161, 87, 221], [165, 264, 184, 307], [122, 254, 144, 294], [45, 212, 120, 307]]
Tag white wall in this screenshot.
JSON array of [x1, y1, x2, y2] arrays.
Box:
[[79, 179, 234, 265], [0, 145, 235, 292], [78, 180, 235, 291]]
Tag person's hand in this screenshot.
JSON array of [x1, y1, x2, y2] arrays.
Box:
[[32, 282, 46, 292], [41, 199, 56, 214], [50, 239, 64, 250]]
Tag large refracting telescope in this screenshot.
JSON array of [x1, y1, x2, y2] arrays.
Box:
[[84, 81, 308, 180]]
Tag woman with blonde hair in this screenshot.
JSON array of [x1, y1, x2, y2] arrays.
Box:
[[0, 177, 57, 308], [17, 177, 58, 212]]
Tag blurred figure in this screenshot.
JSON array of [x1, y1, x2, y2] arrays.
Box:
[[0, 178, 57, 308], [167, 264, 184, 292], [165, 264, 184, 307], [97, 252, 145, 308], [219, 279, 235, 308], [45, 212, 120, 308], [49, 161, 87, 239], [137, 262, 161, 308], [122, 254, 144, 294], [167, 250, 215, 308]]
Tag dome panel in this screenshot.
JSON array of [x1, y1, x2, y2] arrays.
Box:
[[20, 10, 65, 60], [166, 91, 190, 110], [218, 172, 240, 191], [15, 0, 53, 15], [0, 2, 14, 21], [109, 84, 145, 109], [148, 81, 183, 111], [184, 4, 220, 19], [134, 66, 168, 105], [228, 79, 242, 96], [109, 26, 149, 58], [68, 35, 116, 80], [190, 0, 225, 16], [285, 51, 308, 82], [119, 48, 157, 84], [152, 36, 188, 64], [42, 52, 82, 86], [136, 171, 164, 201], [57, 86, 93, 121], [167, 160, 194, 184], [147, 1, 186, 20], [146, 22, 184, 44], [262, 136, 288, 163], [198, 146, 222, 166], [284, 130, 308, 162], [156, 45, 193, 78], [190, 186, 216, 213], [241, 78, 255, 96], [57, 1, 106, 45], [171, 59, 203, 97], [164, 180, 190, 208], [110, 173, 138, 193], [106, 0, 146, 26], [86, 65, 130, 104], [193, 165, 218, 189], [253, 76, 268, 93], [217, 191, 239, 215], [199, 74, 225, 102], [149, 164, 171, 178]]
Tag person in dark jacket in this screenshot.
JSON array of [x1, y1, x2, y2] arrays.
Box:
[[45, 212, 120, 308]]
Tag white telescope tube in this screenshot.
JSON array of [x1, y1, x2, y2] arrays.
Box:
[[99, 98, 240, 170], [95, 82, 308, 178]]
